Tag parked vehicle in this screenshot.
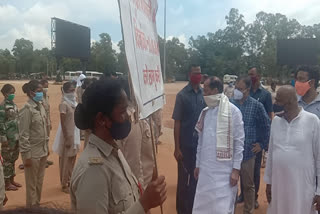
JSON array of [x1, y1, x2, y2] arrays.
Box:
[[86, 71, 103, 79], [64, 71, 82, 81], [223, 74, 238, 83]]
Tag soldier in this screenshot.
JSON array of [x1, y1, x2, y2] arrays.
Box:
[[0, 84, 21, 191], [0, 159, 8, 209], [71, 79, 167, 214], [40, 80, 53, 168], [20, 80, 48, 207]]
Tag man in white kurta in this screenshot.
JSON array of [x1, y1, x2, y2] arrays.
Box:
[[193, 77, 245, 214], [264, 86, 320, 214]]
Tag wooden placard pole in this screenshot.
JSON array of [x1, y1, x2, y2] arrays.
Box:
[[148, 116, 164, 214]]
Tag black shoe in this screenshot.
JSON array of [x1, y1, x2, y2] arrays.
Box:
[[236, 195, 244, 204], [255, 201, 259, 209]]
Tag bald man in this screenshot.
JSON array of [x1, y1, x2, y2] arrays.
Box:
[[264, 86, 320, 214]]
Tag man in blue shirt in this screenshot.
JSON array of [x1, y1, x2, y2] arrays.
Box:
[[172, 64, 206, 214], [231, 76, 270, 214], [296, 66, 320, 119], [295, 66, 320, 214], [248, 67, 273, 209]]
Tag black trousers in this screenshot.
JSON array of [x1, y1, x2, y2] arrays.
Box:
[[176, 147, 197, 214]]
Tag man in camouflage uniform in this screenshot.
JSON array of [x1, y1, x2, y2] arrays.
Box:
[[0, 99, 21, 191]]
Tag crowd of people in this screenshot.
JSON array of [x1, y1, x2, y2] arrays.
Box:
[[173, 64, 320, 214], [0, 65, 319, 214], [0, 73, 165, 213]]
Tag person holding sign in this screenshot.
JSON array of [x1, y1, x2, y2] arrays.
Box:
[[70, 79, 167, 214], [172, 64, 206, 214]]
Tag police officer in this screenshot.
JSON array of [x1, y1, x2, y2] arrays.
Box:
[[0, 84, 21, 191], [40, 79, 53, 168], [20, 80, 48, 207], [71, 79, 166, 214], [118, 106, 154, 189], [117, 78, 154, 189]]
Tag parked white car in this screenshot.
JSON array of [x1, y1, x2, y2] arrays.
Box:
[[223, 74, 238, 84]]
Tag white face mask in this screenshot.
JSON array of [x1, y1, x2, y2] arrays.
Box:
[[204, 94, 221, 108], [233, 89, 244, 100], [64, 92, 76, 101], [43, 88, 48, 94]]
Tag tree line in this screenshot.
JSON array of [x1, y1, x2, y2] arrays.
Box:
[[1, 8, 320, 81]]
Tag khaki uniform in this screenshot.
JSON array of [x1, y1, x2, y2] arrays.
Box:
[[70, 134, 144, 214], [42, 95, 51, 137], [59, 101, 79, 188], [118, 120, 154, 189], [151, 109, 162, 144], [0, 100, 19, 182], [19, 99, 48, 207]]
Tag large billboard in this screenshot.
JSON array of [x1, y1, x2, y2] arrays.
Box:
[[53, 18, 90, 59], [118, 0, 165, 119], [277, 38, 320, 65]]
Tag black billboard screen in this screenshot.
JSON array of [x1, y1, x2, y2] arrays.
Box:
[[277, 38, 320, 65], [54, 18, 90, 59]]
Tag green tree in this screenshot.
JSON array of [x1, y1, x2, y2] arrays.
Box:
[[0, 49, 16, 77], [12, 38, 33, 74], [116, 40, 129, 74], [90, 33, 118, 75]]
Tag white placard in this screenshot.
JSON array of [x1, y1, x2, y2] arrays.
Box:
[[118, 0, 165, 119]]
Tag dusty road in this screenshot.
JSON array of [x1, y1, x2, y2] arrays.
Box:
[[2, 81, 268, 213]]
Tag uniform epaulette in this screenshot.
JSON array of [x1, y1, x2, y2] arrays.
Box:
[[88, 157, 103, 165]]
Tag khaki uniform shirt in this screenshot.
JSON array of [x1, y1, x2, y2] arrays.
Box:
[[70, 134, 145, 214], [19, 99, 48, 160], [42, 94, 51, 136], [59, 101, 78, 157], [118, 120, 154, 189]]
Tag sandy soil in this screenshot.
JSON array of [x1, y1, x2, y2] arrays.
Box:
[[2, 81, 268, 214]]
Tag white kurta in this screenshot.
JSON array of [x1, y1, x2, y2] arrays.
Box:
[[264, 109, 320, 214], [192, 103, 244, 214]]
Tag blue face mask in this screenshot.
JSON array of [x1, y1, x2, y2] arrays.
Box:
[[33, 92, 43, 102]]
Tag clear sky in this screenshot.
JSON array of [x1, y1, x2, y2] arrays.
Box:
[[1, 0, 320, 51]]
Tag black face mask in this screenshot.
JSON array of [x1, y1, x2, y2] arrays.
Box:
[[110, 119, 131, 140], [273, 104, 285, 116]]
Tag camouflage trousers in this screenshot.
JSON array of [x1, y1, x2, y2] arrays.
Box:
[[1, 144, 19, 180]]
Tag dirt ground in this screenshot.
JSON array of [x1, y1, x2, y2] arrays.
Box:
[[2, 81, 268, 213]]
